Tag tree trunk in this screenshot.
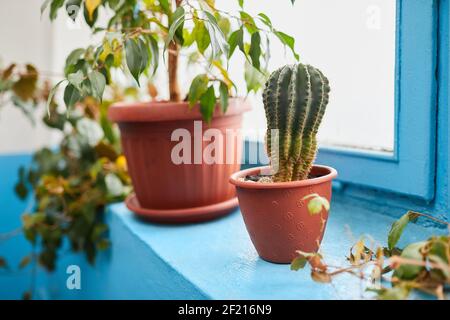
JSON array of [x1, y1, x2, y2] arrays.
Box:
[[168, 41, 180, 101], [168, 0, 182, 102]]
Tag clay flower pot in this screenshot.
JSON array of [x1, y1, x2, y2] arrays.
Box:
[[109, 98, 251, 223], [229, 165, 337, 263]]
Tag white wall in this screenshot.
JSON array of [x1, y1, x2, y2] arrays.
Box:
[[0, 1, 55, 154], [0, 1, 99, 154]]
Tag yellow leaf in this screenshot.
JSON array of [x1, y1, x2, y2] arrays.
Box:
[[350, 239, 365, 265], [212, 60, 233, 89], [85, 0, 101, 20], [12, 65, 38, 101], [116, 155, 128, 172], [204, 0, 216, 10]]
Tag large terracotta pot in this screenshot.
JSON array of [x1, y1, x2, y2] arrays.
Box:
[[108, 99, 250, 221], [229, 165, 337, 263]]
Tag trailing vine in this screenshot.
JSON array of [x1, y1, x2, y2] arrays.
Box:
[[292, 202, 450, 300], [0, 62, 133, 298]]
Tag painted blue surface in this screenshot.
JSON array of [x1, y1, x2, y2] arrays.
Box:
[[318, 0, 438, 200], [44, 199, 444, 300], [0, 153, 49, 300]]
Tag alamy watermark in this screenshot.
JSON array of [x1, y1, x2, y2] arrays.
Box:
[[170, 121, 279, 174], [66, 265, 81, 290]]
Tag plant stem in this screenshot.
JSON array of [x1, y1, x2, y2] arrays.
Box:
[[168, 41, 180, 101], [409, 211, 450, 227], [168, 0, 182, 102]]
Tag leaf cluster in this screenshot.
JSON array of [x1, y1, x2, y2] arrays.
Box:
[[0, 63, 42, 124], [291, 210, 450, 300], [0, 63, 132, 287], [41, 0, 300, 122]]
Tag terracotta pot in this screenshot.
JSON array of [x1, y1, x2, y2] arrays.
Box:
[[229, 165, 337, 264], [108, 99, 250, 214]]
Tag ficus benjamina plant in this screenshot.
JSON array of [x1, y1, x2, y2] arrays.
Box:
[[42, 0, 300, 122], [263, 63, 330, 182]]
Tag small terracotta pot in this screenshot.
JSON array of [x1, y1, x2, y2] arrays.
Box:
[[108, 99, 251, 213], [229, 165, 337, 264]]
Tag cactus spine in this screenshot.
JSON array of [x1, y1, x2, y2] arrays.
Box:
[[262, 63, 330, 182]]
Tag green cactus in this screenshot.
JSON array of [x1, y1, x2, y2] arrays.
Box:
[[262, 63, 330, 182]]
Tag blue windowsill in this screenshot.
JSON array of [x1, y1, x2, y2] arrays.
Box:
[[87, 194, 443, 300]]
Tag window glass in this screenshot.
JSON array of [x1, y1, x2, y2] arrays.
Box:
[[234, 0, 397, 153]]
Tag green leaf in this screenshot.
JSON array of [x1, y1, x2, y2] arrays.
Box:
[[125, 38, 148, 85], [228, 28, 244, 58], [249, 32, 261, 70], [217, 15, 231, 36], [275, 31, 300, 61], [49, 0, 65, 20], [291, 256, 307, 271], [388, 211, 420, 250], [15, 167, 29, 200], [46, 80, 66, 114], [369, 286, 411, 300], [239, 11, 258, 34], [147, 35, 159, 75], [183, 29, 195, 47], [204, 12, 229, 56], [303, 194, 330, 215], [159, 0, 170, 15], [67, 70, 85, 91], [257, 13, 272, 29], [63, 83, 82, 108], [65, 48, 85, 65], [80, 78, 93, 96], [100, 114, 117, 144], [188, 74, 209, 108], [244, 61, 265, 93], [15, 182, 28, 200], [238, 0, 244, 8], [199, 85, 216, 123], [393, 241, 426, 280], [88, 70, 106, 101], [64, 48, 85, 76], [125, 39, 141, 84], [219, 81, 229, 113], [193, 20, 211, 54], [165, 6, 185, 49]]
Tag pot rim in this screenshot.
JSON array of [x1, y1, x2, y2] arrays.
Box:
[[108, 97, 251, 123], [229, 165, 338, 189]]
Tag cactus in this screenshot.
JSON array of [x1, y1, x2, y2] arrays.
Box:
[[262, 63, 330, 182]]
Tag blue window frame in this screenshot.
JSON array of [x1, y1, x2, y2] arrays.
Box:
[[316, 0, 438, 200], [443, 0, 450, 208]]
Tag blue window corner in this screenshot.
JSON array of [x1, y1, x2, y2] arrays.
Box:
[[317, 0, 439, 201]]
